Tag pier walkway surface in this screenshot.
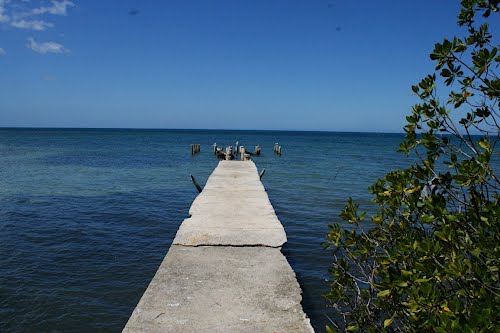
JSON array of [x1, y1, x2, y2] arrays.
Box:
[[123, 161, 314, 333]]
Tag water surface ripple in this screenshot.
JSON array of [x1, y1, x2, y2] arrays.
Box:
[[0, 128, 409, 332]]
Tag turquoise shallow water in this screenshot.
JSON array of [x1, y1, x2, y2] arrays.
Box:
[[0, 128, 410, 332]]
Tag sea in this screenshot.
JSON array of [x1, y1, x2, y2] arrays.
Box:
[[0, 128, 415, 332]]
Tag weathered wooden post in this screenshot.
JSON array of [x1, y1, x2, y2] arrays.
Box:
[[273, 143, 281, 156], [190, 175, 203, 193], [240, 147, 246, 161], [255, 144, 261, 156], [191, 144, 201, 155], [216, 147, 225, 159], [235, 141, 239, 154]]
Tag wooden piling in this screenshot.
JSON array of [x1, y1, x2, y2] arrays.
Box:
[[240, 147, 246, 161], [255, 144, 261, 156], [274, 143, 282, 156], [216, 148, 225, 159], [190, 175, 203, 193], [191, 144, 201, 155]]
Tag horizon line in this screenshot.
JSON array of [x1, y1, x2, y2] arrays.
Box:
[[0, 126, 405, 135]]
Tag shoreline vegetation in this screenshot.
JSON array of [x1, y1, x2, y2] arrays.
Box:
[[325, 1, 499, 332]]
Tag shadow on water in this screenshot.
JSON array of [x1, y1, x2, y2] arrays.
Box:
[[282, 242, 332, 332]]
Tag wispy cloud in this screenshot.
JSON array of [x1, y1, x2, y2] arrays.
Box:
[[0, 0, 9, 23], [1, 1, 75, 26], [2, 1, 74, 54], [32, 0, 74, 16], [0, 47, 6, 55], [11, 19, 53, 30], [27, 37, 67, 54]]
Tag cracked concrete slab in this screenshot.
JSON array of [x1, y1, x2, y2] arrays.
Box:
[[123, 160, 314, 332], [122, 246, 314, 333], [173, 161, 287, 247]]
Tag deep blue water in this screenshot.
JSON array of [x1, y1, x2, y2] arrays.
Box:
[[0, 128, 410, 332]]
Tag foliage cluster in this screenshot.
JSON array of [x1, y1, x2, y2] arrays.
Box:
[[325, 1, 499, 332]]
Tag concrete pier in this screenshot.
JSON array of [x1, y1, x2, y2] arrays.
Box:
[[123, 161, 314, 333]]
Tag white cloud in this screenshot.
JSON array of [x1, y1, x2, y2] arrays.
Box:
[[0, 0, 9, 23], [0, 47, 5, 55], [27, 37, 67, 54], [32, 0, 74, 16], [11, 19, 53, 30], [1, 2, 73, 54], [1, 1, 75, 26]]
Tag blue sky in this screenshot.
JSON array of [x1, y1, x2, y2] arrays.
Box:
[[0, 1, 467, 132]]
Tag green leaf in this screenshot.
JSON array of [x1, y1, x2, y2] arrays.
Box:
[[326, 325, 336, 333], [441, 68, 452, 77], [435, 231, 448, 241], [324, 3, 500, 331], [453, 44, 467, 52], [378, 290, 391, 297], [415, 278, 431, 283], [401, 269, 413, 276]]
